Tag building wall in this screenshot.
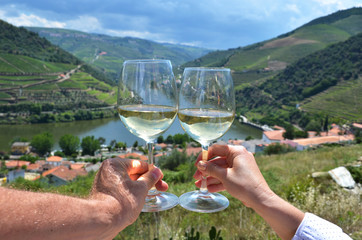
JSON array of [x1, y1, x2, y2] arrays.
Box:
[[262, 134, 280, 144], [7, 169, 25, 182]]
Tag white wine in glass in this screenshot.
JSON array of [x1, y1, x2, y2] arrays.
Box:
[[178, 67, 235, 213], [118, 59, 179, 212]]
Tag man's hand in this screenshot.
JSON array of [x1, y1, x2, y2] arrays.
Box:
[[91, 158, 168, 238]]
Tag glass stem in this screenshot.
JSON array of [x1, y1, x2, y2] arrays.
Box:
[[200, 145, 209, 194], [147, 142, 158, 196]]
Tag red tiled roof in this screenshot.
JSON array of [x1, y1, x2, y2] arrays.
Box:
[[5, 160, 30, 168], [118, 152, 148, 161], [156, 143, 168, 149], [50, 167, 87, 181], [352, 123, 362, 129], [273, 125, 285, 131], [293, 135, 354, 146], [263, 130, 285, 141], [70, 163, 85, 170], [185, 147, 202, 156], [47, 156, 63, 162], [228, 139, 243, 145], [42, 166, 61, 177], [27, 163, 40, 171], [155, 152, 167, 158]]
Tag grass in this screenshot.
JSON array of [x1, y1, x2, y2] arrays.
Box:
[[0, 53, 75, 73], [0, 92, 11, 98], [58, 79, 88, 90], [293, 24, 351, 43], [302, 77, 362, 122], [121, 144, 362, 239]]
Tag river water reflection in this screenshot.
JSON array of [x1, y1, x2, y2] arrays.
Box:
[[0, 117, 262, 151]]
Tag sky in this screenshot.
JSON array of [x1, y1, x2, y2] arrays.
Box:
[[0, 0, 361, 49]]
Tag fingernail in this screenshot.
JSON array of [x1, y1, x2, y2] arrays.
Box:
[[198, 161, 206, 171], [151, 167, 161, 180]]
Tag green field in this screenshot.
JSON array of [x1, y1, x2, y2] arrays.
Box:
[[302, 77, 362, 121], [0, 53, 75, 73]]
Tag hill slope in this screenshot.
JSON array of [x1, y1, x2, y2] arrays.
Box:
[[27, 27, 211, 80], [237, 33, 362, 123], [0, 20, 117, 119], [181, 8, 362, 88], [181, 7, 362, 123]]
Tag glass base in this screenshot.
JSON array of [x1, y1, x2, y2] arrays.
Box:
[[142, 192, 179, 212], [179, 190, 229, 213]]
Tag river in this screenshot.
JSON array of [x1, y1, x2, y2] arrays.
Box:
[[0, 117, 262, 151]]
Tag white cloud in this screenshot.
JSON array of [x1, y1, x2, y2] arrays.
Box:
[[66, 15, 102, 32], [313, 0, 362, 10], [0, 11, 66, 28], [286, 4, 301, 14], [105, 29, 162, 40]]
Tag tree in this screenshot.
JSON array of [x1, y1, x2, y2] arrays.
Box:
[[109, 139, 117, 151], [165, 135, 174, 144], [283, 124, 295, 140], [157, 135, 164, 144], [323, 115, 329, 132], [81, 136, 100, 156], [31, 132, 54, 156], [115, 142, 127, 150], [59, 134, 80, 156], [97, 137, 106, 145], [133, 141, 138, 148]]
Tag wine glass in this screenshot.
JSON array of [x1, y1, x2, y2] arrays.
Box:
[[178, 67, 235, 213], [118, 59, 179, 212]]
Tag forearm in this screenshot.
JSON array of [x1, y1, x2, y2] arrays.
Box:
[[251, 192, 304, 240], [0, 187, 118, 240]]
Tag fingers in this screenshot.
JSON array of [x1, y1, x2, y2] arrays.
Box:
[[193, 156, 228, 180], [195, 177, 225, 193], [136, 166, 163, 190], [115, 158, 168, 192], [207, 144, 231, 160], [128, 159, 149, 176], [155, 179, 168, 192], [197, 160, 227, 181]]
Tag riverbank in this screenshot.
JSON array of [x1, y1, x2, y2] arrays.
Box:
[[236, 115, 274, 131], [0, 116, 263, 151], [0, 108, 116, 125]]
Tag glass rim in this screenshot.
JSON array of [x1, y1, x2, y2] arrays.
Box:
[[123, 59, 171, 64], [183, 67, 230, 72]]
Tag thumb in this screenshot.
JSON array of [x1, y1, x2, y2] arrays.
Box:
[[197, 161, 227, 182], [136, 166, 162, 190]]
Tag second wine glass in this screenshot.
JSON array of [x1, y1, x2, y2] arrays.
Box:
[[118, 59, 179, 212], [178, 67, 235, 213]]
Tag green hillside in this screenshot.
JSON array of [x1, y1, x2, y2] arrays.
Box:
[[0, 20, 117, 120], [236, 33, 362, 124], [181, 8, 362, 86], [181, 7, 362, 123], [27, 27, 211, 80], [0, 20, 80, 65]]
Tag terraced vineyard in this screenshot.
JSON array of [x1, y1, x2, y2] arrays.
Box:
[[0, 67, 117, 108], [302, 77, 362, 121]]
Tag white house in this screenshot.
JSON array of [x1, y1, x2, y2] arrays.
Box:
[[262, 130, 285, 144], [46, 156, 63, 167]]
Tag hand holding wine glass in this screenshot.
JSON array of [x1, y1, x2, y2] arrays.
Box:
[[178, 67, 235, 213], [118, 59, 179, 212]]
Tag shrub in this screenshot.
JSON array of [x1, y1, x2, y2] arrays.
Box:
[[263, 143, 295, 155], [158, 149, 191, 171]]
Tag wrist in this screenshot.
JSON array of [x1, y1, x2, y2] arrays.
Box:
[[248, 188, 277, 212], [88, 195, 123, 240]]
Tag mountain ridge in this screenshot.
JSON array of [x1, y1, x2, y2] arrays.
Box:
[[27, 27, 212, 80]]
